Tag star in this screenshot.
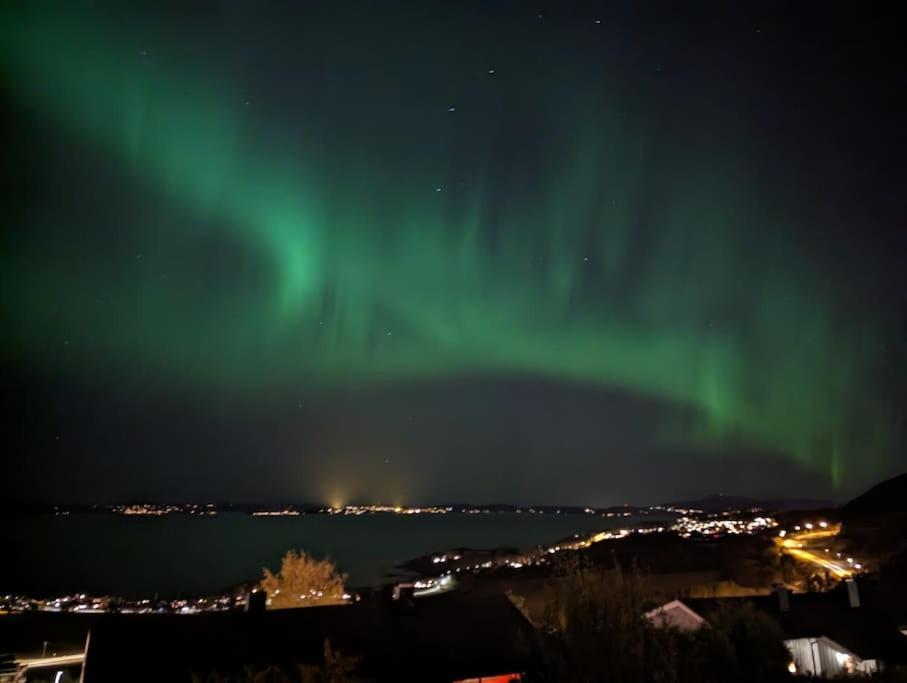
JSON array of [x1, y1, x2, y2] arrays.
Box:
[[487, 68, 495, 74], [448, 106, 456, 112], [435, 186, 442, 192]]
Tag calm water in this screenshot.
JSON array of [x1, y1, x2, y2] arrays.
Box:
[[7, 512, 647, 597]]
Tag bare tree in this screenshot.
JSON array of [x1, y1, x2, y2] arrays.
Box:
[[191, 639, 360, 683], [261, 550, 348, 609], [532, 556, 659, 683], [299, 640, 360, 683]]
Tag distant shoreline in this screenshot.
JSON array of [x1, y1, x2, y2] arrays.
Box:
[[5, 502, 657, 518], [3, 494, 832, 517]]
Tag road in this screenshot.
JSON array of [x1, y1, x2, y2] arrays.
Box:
[[775, 523, 853, 579]]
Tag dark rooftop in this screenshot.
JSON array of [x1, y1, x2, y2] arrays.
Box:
[[81, 591, 536, 682]]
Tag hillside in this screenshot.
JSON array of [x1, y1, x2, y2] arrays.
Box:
[[842, 473, 907, 517], [839, 473, 907, 563]]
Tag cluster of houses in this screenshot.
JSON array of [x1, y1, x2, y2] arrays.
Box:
[[646, 579, 907, 678], [3, 577, 906, 681]]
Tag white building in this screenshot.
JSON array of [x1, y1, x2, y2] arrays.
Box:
[[784, 635, 879, 677]]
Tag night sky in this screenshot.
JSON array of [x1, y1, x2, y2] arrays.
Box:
[[2, 2, 904, 506]]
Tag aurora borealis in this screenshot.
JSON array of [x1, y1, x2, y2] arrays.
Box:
[[2, 2, 904, 504]]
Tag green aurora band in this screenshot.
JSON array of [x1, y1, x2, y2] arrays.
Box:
[[1, 6, 901, 487]]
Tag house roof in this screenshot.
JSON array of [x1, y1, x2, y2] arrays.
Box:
[[644, 600, 707, 631], [81, 591, 537, 682]]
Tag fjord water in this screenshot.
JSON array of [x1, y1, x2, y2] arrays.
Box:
[[7, 512, 645, 597]]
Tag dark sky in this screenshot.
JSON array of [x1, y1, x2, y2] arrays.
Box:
[[2, 1, 904, 505]]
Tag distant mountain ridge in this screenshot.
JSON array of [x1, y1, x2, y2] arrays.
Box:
[[664, 494, 835, 513]]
